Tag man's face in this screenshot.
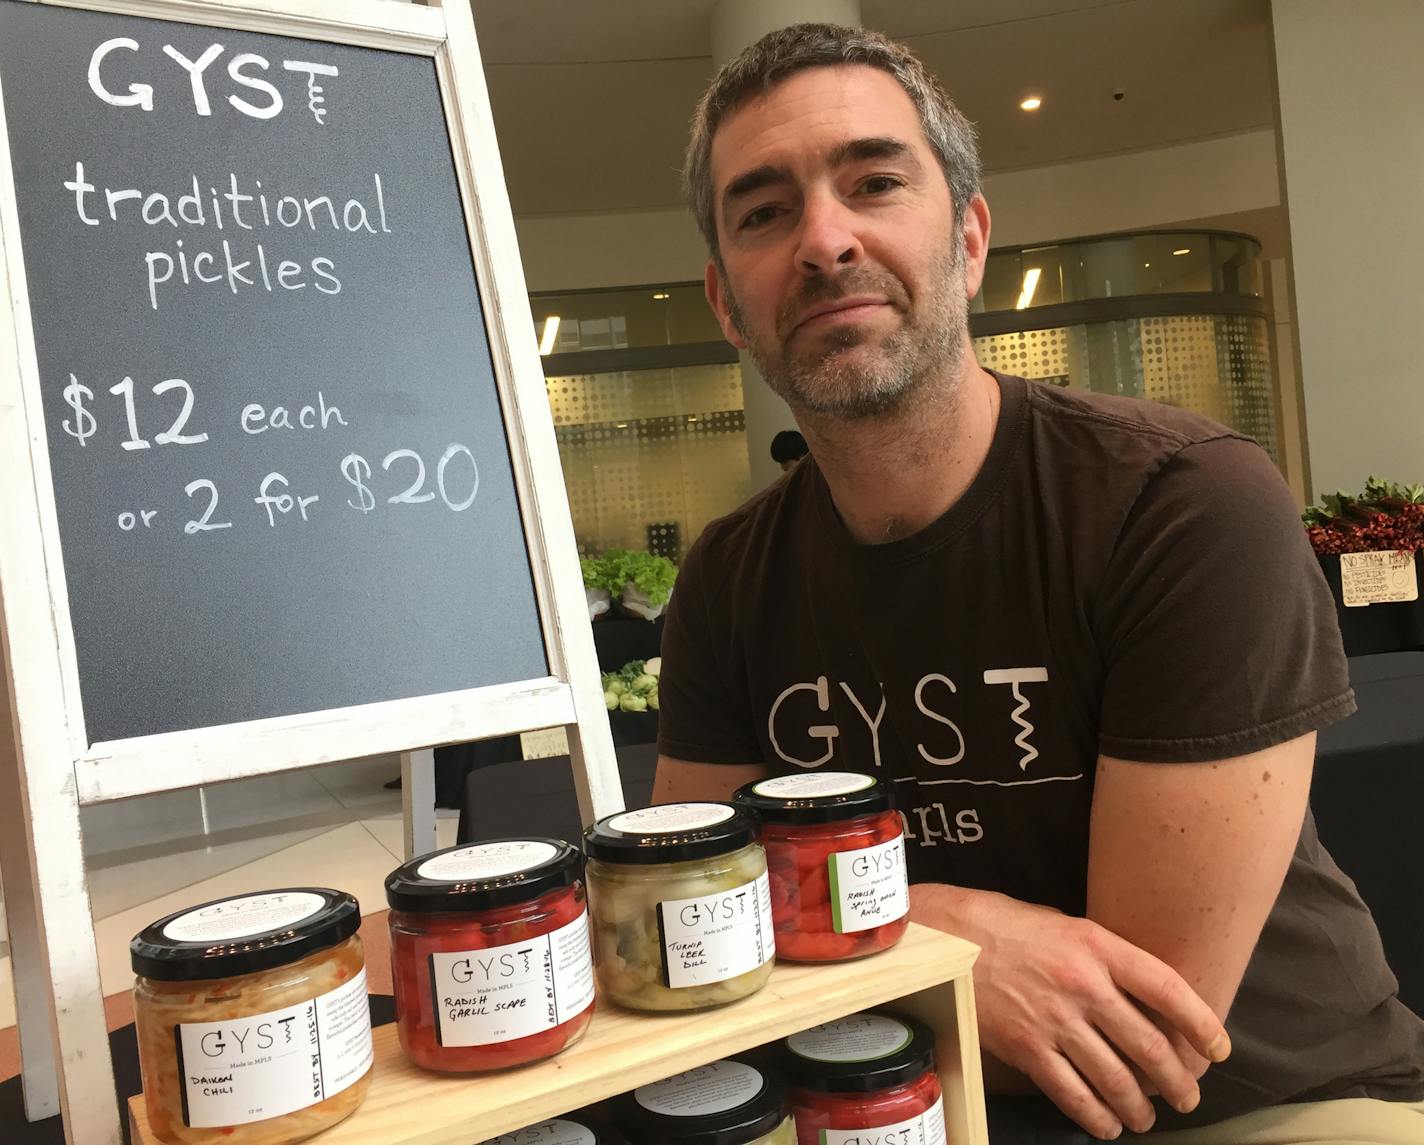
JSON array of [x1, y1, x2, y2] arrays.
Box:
[[704, 65, 987, 418]]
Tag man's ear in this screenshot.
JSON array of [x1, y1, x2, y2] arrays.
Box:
[[960, 192, 992, 301], [705, 258, 747, 349]]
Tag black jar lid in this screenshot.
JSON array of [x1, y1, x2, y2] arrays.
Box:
[[479, 1113, 610, 1144], [386, 838, 582, 914], [734, 772, 894, 825], [781, 1011, 937, 1093], [584, 803, 759, 864], [617, 1059, 790, 1145], [131, 888, 360, 982]]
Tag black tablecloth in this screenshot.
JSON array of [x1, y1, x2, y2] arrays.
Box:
[[1313, 652, 1424, 1016]]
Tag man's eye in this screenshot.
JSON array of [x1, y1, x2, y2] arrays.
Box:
[[739, 204, 781, 231], [859, 175, 904, 194]]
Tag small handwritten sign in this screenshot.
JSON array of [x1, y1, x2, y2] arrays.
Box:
[[1340, 550, 1420, 607]]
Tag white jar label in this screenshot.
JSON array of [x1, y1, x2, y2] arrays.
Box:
[[657, 872, 775, 988], [429, 910, 594, 1047], [162, 891, 326, 942], [819, 1095, 946, 1145], [608, 803, 734, 834], [416, 840, 559, 882], [480, 1118, 596, 1145], [752, 772, 874, 798], [635, 1060, 764, 1115], [176, 967, 372, 1128], [828, 835, 910, 934], [788, 1013, 913, 1062]]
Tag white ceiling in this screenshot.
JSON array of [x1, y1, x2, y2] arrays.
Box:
[[469, 0, 1277, 219]]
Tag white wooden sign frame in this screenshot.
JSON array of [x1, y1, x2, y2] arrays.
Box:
[[0, 1, 625, 1141]]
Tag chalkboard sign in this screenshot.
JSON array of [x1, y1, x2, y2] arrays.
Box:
[[0, 0, 549, 742]]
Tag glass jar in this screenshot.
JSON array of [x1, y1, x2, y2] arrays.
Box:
[[385, 838, 594, 1073], [616, 1059, 796, 1145], [479, 1109, 620, 1144], [130, 888, 373, 1144], [584, 802, 775, 1012], [734, 773, 909, 961], [781, 1012, 944, 1145]]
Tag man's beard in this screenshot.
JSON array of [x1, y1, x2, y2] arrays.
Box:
[[726, 237, 968, 419]]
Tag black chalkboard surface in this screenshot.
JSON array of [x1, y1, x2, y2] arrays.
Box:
[[0, 1, 549, 742]]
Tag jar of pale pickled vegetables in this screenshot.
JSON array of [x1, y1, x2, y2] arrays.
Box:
[[386, 838, 594, 1073], [130, 888, 373, 1144], [734, 773, 908, 962], [584, 802, 775, 1012], [781, 1012, 945, 1145], [616, 1059, 796, 1145]]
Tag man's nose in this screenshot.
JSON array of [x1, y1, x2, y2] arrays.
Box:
[[794, 192, 863, 276]]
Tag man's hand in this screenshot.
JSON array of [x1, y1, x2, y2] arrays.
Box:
[[910, 883, 1230, 1140]]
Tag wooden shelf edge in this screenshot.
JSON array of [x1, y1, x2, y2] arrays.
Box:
[[130, 924, 980, 1145]]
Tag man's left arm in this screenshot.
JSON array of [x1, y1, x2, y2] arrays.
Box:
[[1088, 734, 1315, 1065]]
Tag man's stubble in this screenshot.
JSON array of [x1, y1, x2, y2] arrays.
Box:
[[725, 232, 969, 420]]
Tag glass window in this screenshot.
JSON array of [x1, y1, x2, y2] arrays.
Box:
[[531, 283, 724, 354]]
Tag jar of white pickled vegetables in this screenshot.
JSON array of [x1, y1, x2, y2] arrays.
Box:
[[615, 1059, 796, 1145], [130, 888, 373, 1144], [584, 802, 775, 1011]]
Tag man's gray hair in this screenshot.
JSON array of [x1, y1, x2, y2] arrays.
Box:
[[682, 23, 981, 255]]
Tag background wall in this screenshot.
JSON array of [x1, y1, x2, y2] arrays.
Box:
[[1271, 0, 1424, 497], [514, 128, 1281, 291]]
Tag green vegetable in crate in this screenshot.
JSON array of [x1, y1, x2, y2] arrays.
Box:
[[619, 693, 648, 713], [604, 691, 619, 711]]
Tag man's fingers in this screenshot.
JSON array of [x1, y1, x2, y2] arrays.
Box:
[[1093, 996, 1202, 1115], [1102, 937, 1230, 1063], [1058, 1023, 1155, 1134], [1028, 1049, 1124, 1141]]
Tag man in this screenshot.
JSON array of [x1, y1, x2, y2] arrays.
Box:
[[653, 23, 1424, 1144], [770, 427, 809, 471]]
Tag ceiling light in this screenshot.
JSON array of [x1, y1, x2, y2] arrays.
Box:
[[1019, 95, 1042, 111], [652, 291, 670, 300], [1173, 248, 1191, 256], [1144, 262, 1151, 268], [1015, 267, 1042, 310], [615, 422, 628, 429], [538, 315, 561, 355]]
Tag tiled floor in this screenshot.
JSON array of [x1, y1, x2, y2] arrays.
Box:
[[0, 754, 459, 1034]]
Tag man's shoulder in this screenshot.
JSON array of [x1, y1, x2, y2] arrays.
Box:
[[1022, 377, 1250, 455]]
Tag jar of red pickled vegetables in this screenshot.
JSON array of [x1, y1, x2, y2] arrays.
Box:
[[734, 773, 908, 961], [781, 1011, 945, 1145], [385, 838, 595, 1073]]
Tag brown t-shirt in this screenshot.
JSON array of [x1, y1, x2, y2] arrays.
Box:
[[658, 372, 1424, 1127]]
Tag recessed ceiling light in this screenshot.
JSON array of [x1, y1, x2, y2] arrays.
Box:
[[538, 315, 560, 355], [1173, 248, 1191, 256], [1015, 267, 1042, 310], [652, 291, 670, 300], [1144, 262, 1151, 268], [1020, 95, 1043, 111]]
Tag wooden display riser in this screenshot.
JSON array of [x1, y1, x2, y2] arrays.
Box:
[[130, 923, 987, 1145]]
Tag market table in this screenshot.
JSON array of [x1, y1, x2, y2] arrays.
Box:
[[1312, 651, 1424, 1015]]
